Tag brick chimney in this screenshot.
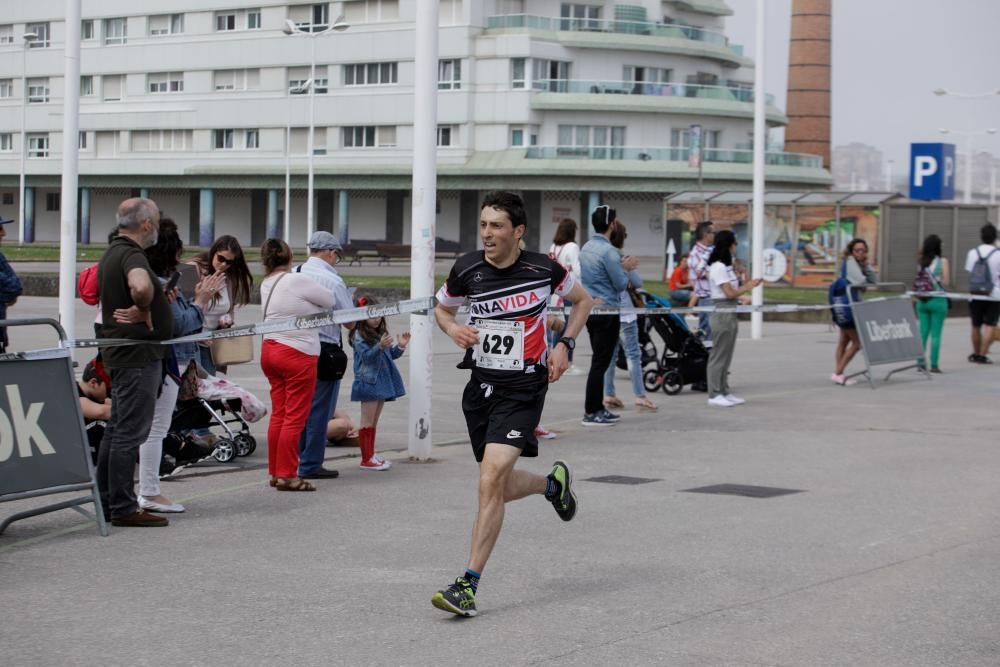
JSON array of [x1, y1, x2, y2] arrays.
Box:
[[784, 0, 831, 169]]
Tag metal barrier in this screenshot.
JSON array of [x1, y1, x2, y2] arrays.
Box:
[[0, 318, 107, 537]]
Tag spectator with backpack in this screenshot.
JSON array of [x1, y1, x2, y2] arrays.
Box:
[[913, 234, 950, 373], [829, 238, 877, 385], [964, 224, 1000, 364]]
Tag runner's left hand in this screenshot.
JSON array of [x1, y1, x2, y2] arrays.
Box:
[[547, 343, 570, 383]]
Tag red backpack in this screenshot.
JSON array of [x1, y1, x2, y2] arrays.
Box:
[[77, 264, 99, 305]]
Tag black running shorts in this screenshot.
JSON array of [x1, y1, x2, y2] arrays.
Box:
[[462, 379, 548, 462], [969, 299, 1000, 327]]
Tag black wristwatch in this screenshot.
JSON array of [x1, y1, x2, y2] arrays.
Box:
[[557, 336, 576, 351]]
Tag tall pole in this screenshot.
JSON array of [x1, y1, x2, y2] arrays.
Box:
[[306, 36, 317, 240], [963, 121, 973, 204], [18, 36, 33, 245], [750, 0, 766, 340], [284, 87, 292, 242], [991, 160, 997, 205], [407, 0, 438, 460], [58, 0, 82, 336]]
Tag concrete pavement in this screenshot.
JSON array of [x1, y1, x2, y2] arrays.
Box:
[[1, 297, 999, 666]]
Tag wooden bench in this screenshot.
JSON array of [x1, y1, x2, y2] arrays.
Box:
[[342, 239, 382, 266], [375, 243, 412, 266]]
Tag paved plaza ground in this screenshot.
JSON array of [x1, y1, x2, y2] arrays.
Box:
[[2, 297, 999, 666]]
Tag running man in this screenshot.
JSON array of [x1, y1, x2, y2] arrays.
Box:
[[432, 191, 594, 617]]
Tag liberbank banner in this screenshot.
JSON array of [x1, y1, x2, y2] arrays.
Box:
[[853, 298, 924, 366], [0, 356, 93, 495]]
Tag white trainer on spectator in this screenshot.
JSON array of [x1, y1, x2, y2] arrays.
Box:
[[724, 394, 745, 405], [707, 395, 735, 407], [139, 496, 186, 513]]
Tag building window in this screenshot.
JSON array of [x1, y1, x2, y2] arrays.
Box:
[[671, 128, 720, 149], [1, 193, 12, 205], [343, 126, 396, 148], [439, 0, 461, 25], [27, 134, 49, 158], [26, 23, 50, 48], [27, 78, 50, 103], [312, 3, 329, 28], [102, 75, 124, 101], [0, 25, 13, 45], [532, 59, 571, 91], [437, 125, 456, 147], [104, 18, 127, 45], [245, 129, 260, 149], [438, 59, 461, 90], [216, 12, 237, 31], [214, 129, 236, 150], [247, 8, 262, 29], [46, 192, 60, 211], [559, 3, 601, 30], [343, 62, 398, 86], [132, 130, 192, 152], [558, 125, 625, 156], [510, 127, 524, 147], [148, 72, 184, 94], [511, 58, 526, 89], [288, 66, 328, 94], [81, 20, 95, 40], [343, 0, 400, 23], [80, 76, 94, 96], [0, 79, 12, 99], [149, 14, 184, 36], [214, 69, 260, 91], [0, 134, 12, 152], [78, 131, 88, 150]]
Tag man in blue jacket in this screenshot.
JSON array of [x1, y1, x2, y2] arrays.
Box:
[[0, 216, 23, 353], [579, 205, 639, 426]]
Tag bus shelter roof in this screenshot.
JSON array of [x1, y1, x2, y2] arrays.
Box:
[[664, 191, 904, 206]]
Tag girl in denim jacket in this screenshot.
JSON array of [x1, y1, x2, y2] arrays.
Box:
[[349, 296, 409, 471]]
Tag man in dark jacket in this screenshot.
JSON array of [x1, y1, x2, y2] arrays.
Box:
[[96, 198, 173, 528], [0, 216, 23, 353]]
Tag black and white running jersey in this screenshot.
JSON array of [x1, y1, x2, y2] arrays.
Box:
[[437, 250, 576, 388]]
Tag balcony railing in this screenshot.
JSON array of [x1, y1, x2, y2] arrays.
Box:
[[531, 79, 772, 106], [486, 14, 737, 52], [524, 146, 824, 169]]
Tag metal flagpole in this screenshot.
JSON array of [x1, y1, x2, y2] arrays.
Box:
[[407, 0, 439, 460], [58, 0, 82, 337], [750, 0, 767, 340]]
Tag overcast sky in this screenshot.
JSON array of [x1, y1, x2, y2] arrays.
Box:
[[726, 0, 1000, 167]]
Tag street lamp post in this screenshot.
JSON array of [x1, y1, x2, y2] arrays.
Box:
[[933, 88, 1000, 204], [282, 17, 349, 242], [18, 31, 38, 245], [284, 80, 313, 243]]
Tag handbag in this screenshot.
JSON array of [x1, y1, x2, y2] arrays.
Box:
[[317, 342, 348, 381], [211, 335, 254, 366]]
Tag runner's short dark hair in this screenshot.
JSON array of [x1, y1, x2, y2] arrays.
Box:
[[481, 191, 527, 230]]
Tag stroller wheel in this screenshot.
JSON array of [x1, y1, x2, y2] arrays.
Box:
[[213, 438, 237, 463], [662, 370, 683, 395], [233, 433, 255, 457], [643, 369, 663, 393]]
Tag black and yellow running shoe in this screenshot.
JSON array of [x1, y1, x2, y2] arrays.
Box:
[[548, 459, 577, 522], [431, 578, 478, 617]]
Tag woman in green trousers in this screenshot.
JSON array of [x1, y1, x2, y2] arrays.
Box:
[[914, 234, 950, 373]]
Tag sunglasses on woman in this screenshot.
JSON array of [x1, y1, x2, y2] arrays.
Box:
[[215, 254, 235, 265]]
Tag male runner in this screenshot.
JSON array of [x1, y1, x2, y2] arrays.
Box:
[[432, 191, 594, 617]]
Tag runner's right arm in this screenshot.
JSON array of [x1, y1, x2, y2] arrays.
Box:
[[434, 303, 480, 349]]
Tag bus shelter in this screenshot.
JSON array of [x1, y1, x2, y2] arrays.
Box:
[[662, 191, 902, 287]]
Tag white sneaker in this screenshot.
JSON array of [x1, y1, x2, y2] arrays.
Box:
[[564, 365, 585, 376], [707, 395, 736, 407], [138, 496, 186, 513], [724, 394, 745, 405]]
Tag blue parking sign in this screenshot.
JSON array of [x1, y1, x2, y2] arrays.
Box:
[[909, 143, 956, 200]]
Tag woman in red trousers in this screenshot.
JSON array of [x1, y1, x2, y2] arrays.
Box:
[[258, 239, 335, 491]]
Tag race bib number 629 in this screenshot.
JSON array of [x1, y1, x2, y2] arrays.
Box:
[[474, 319, 524, 370]]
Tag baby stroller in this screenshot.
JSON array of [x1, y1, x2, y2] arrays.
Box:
[[634, 290, 709, 395], [165, 365, 265, 465]]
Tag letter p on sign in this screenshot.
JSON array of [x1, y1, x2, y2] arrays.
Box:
[[913, 156, 937, 186]]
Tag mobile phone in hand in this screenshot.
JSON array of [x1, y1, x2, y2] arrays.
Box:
[[165, 271, 181, 293]]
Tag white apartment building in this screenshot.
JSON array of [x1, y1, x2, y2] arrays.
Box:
[[0, 0, 831, 253]]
